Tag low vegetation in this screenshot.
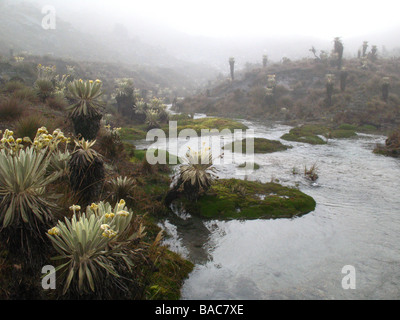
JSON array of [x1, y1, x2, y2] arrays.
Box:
[[120, 117, 248, 141], [281, 124, 357, 145], [224, 137, 290, 153], [176, 179, 316, 220]]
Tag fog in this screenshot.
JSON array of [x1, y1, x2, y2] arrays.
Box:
[[3, 0, 400, 75]]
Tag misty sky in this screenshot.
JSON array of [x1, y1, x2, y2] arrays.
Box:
[[42, 0, 400, 39], [28, 0, 400, 39], [121, 0, 400, 38]]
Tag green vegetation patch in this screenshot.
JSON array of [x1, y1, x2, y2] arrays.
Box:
[[145, 249, 194, 300], [178, 178, 316, 220], [225, 137, 290, 153], [327, 129, 357, 139], [169, 117, 248, 135], [121, 117, 248, 141], [281, 124, 357, 144], [120, 125, 148, 140]]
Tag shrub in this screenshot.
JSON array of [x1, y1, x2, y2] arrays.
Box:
[[12, 87, 39, 104], [304, 163, 319, 181], [107, 176, 136, 205], [0, 97, 24, 120], [46, 94, 67, 110], [145, 110, 161, 130], [15, 114, 47, 140], [35, 79, 55, 102], [96, 125, 124, 159], [2, 80, 25, 94]]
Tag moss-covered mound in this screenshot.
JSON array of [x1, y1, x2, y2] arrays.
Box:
[[145, 249, 194, 300], [177, 179, 316, 220], [170, 117, 248, 134], [224, 137, 290, 153], [281, 124, 357, 144], [120, 117, 248, 141]]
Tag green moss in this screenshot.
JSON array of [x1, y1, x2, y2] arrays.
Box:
[[120, 126, 148, 140], [143, 172, 172, 196], [225, 137, 290, 153], [357, 124, 378, 133], [168, 117, 248, 135], [178, 179, 316, 220], [281, 124, 357, 144], [337, 123, 358, 131], [281, 132, 326, 144], [121, 117, 248, 141], [146, 249, 194, 300], [327, 129, 357, 139]]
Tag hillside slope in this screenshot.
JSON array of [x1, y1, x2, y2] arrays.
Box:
[[0, 1, 216, 93], [179, 56, 400, 130]]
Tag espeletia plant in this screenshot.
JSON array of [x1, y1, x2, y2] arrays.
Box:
[[47, 200, 146, 298], [68, 138, 105, 206], [171, 144, 219, 202], [107, 176, 136, 206], [0, 146, 61, 265], [67, 79, 103, 140]]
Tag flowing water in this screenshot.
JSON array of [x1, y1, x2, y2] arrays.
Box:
[[139, 112, 400, 299]]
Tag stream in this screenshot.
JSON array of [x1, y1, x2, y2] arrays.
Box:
[[137, 110, 400, 299]]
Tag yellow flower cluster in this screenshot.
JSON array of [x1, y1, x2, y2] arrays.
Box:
[[104, 124, 121, 136], [186, 144, 212, 165], [117, 210, 129, 217], [117, 199, 126, 209], [0, 129, 24, 154], [48, 227, 61, 236], [104, 212, 115, 219], [14, 56, 25, 63], [149, 97, 164, 108], [90, 203, 99, 212], [1, 127, 69, 155], [69, 204, 81, 213], [101, 224, 117, 238], [28, 127, 70, 151], [37, 64, 56, 80]]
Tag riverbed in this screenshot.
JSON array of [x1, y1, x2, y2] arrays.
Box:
[[138, 114, 400, 299]]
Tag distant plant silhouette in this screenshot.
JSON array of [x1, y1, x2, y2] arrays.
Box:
[[325, 74, 335, 106], [333, 37, 344, 70], [362, 41, 368, 57], [370, 45, 378, 62], [115, 79, 136, 119], [381, 77, 390, 102], [229, 57, 235, 81], [262, 54, 268, 68]]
